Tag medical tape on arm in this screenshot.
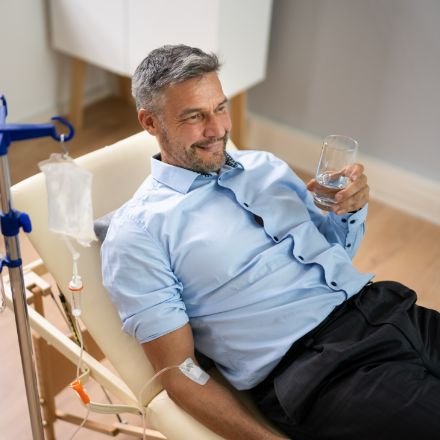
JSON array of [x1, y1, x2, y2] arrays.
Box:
[[179, 357, 210, 385], [138, 357, 210, 405], [136, 358, 210, 440]]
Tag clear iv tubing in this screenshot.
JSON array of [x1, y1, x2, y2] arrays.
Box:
[[68, 306, 87, 440], [69, 405, 90, 440], [73, 316, 85, 380], [61, 236, 88, 439], [63, 236, 82, 316], [138, 365, 180, 440], [68, 353, 178, 439]]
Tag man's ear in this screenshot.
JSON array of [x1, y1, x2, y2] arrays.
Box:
[[138, 108, 159, 135]]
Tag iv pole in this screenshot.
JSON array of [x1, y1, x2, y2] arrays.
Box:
[[0, 95, 74, 440]]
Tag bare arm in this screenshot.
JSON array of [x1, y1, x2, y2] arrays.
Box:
[[143, 324, 287, 440]]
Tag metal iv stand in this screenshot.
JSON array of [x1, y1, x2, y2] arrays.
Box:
[[0, 95, 74, 440]]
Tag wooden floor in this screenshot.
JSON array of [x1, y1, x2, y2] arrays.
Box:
[[1, 97, 439, 439]]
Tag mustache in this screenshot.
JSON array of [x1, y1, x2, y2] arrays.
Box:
[[192, 134, 228, 148]]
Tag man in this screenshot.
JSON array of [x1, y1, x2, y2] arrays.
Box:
[[102, 45, 440, 440]]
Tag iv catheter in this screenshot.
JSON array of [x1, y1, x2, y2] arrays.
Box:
[[0, 95, 74, 440]]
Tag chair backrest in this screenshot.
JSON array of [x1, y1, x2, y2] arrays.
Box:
[[12, 130, 238, 406], [12, 131, 159, 403]]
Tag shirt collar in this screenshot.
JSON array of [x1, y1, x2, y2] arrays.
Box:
[[151, 152, 242, 194]]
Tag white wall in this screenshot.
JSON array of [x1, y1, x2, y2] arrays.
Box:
[[0, 0, 111, 123], [249, 0, 440, 183], [1, 0, 438, 222]]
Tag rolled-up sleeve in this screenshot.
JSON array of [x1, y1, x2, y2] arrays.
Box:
[[101, 216, 188, 343]]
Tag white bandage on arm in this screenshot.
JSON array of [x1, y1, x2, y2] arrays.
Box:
[[179, 357, 210, 385]]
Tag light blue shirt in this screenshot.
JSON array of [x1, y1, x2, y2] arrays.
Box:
[[101, 150, 373, 390]]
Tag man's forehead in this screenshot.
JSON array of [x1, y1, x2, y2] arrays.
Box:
[[160, 73, 226, 115]]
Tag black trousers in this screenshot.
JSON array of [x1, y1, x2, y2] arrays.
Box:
[[250, 281, 440, 440]]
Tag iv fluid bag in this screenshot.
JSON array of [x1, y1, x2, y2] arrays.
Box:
[[39, 153, 97, 247]]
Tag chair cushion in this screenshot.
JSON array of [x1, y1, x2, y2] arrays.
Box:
[[94, 210, 115, 242]]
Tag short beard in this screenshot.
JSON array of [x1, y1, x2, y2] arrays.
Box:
[[188, 135, 228, 174], [158, 117, 228, 174]]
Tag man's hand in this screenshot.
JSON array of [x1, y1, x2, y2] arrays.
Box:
[[307, 163, 369, 215]]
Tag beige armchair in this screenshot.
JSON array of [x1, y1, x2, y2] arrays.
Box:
[[8, 131, 282, 439]]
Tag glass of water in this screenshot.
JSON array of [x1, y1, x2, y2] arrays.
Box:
[[313, 134, 358, 210]]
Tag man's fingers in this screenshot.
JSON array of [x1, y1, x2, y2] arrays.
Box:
[[306, 178, 316, 192], [335, 174, 368, 202], [343, 163, 364, 182], [332, 185, 370, 215], [308, 163, 369, 215]]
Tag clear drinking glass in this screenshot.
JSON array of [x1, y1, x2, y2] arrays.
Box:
[[313, 134, 358, 210]]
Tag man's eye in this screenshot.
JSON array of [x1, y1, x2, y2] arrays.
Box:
[[216, 105, 227, 113], [186, 113, 202, 121]]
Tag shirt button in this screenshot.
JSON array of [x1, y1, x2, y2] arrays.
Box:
[[350, 219, 356, 224], [298, 256, 304, 261], [244, 203, 249, 207], [331, 281, 338, 287], [341, 219, 347, 223], [347, 243, 352, 248], [274, 236, 279, 241]]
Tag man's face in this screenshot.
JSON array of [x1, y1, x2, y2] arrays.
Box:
[[141, 72, 232, 174]]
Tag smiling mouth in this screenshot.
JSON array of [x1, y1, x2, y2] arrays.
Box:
[[193, 136, 226, 151], [196, 141, 223, 151]]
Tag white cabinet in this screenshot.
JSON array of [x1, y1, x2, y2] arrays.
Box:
[[49, 0, 273, 98]]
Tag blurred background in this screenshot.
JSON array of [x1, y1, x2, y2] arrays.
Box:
[[1, 0, 439, 223]]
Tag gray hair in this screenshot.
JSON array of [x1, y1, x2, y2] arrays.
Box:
[[132, 44, 221, 112]]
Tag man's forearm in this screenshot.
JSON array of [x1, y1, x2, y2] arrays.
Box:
[[142, 325, 288, 439], [167, 372, 287, 440]]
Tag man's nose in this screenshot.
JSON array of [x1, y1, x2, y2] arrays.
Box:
[[204, 114, 227, 138]]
